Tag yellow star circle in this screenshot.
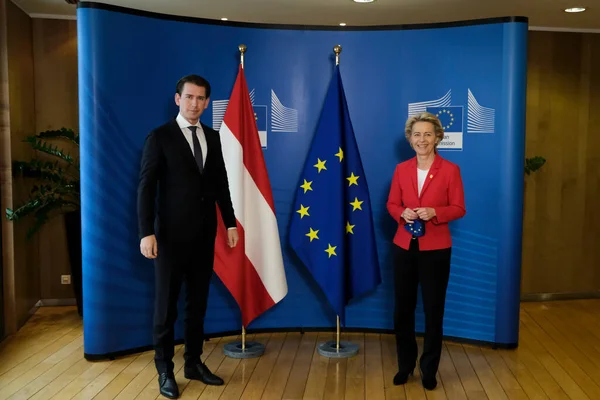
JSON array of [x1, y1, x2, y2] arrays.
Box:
[[296, 204, 310, 218], [325, 243, 337, 258], [300, 179, 313, 193], [350, 197, 363, 211], [346, 172, 360, 186], [306, 227, 319, 242], [346, 221, 355, 234], [313, 158, 327, 173]]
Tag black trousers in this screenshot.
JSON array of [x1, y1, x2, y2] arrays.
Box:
[[393, 238, 451, 378], [153, 237, 215, 374]]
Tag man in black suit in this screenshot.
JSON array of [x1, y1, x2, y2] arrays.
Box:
[[137, 74, 238, 399]]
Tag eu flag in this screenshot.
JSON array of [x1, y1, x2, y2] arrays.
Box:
[[289, 65, 381, 324]]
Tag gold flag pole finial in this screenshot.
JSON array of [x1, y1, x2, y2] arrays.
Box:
[[239, 44, 247, 69], [334, 45, 342, 66]]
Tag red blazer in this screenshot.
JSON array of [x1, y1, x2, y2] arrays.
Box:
[[387, 155, 466, 251]]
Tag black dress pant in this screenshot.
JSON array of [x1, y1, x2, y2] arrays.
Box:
[[153, 237, 215, 374], [393, 238, 451, 378]]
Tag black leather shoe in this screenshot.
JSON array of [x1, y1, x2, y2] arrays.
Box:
[[184, 363, 224, 386], [393, 368, 414, 385], [158, 372, 179, 399], [421, 373, 437, 390]]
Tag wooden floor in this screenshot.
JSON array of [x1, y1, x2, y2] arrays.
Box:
[[1, 300, 600, 399]]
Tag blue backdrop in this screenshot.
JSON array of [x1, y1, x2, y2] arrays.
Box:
[[77, 2, 528, 357]]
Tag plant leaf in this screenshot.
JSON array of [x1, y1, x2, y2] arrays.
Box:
[[23, 137, 75, 164], [6, 127, 80, 241], [35, 127, 79, 145]]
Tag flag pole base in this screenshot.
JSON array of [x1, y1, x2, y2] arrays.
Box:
[[317, 340, 359, 358], [223, 341, 265, 359]]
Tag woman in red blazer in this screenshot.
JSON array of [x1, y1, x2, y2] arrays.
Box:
[[386, 112, 466, 390]]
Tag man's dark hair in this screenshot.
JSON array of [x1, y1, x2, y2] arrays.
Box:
[[175, 74, 211, 98]]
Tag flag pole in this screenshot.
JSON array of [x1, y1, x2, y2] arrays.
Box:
[[315, 44, 359, 360], [239, 43, 247, 352], [335, 44, 341, 353], [222, 43, 264, 360], [336, 315, 340, 351]]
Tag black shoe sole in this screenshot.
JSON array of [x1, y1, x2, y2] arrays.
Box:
[[419, 366, 437, 390], [393, 369, 414, 385], [183, 373, 224, 386], [422, 379, 437, 391], [159, 390, 179, 399]]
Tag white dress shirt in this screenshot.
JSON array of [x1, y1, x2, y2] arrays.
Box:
[[176, 113, 207, 167], [418, 168, 429, 196]]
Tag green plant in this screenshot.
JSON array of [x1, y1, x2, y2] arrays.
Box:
[[525, 156, 546, 176], [5, 127, 80, 238]]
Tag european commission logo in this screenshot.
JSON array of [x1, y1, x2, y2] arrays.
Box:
[[408, 88, 495, 151], [213, 89, 298, 149], [467, 89, 495, 134]]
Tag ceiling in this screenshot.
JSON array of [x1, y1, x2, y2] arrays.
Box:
[[11, 0, 600, 30]]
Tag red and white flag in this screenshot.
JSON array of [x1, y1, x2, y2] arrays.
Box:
[[214, 65, 288, 327]]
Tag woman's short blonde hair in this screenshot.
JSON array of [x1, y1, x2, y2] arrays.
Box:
[[404, 112, 445, 149]]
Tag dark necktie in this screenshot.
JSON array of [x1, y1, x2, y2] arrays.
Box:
[[189, 126, 203, 173]]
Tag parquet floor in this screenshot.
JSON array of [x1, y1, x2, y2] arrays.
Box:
[[1, 300, 600, 399]]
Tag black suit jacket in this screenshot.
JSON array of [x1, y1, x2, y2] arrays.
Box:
[[137, 120, 236, 244]]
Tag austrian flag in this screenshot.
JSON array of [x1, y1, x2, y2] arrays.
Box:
[[214, 65, 288, 327]]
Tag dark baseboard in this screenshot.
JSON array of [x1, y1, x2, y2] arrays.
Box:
[[83, 327, 517, 361], [36, 298, 77, 307], [521, 292, 600, 302]]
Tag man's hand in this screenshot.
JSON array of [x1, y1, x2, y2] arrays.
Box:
[[140, 234, 158, 259], [414, 207, 436, 221], [227, 228, 239, 248]]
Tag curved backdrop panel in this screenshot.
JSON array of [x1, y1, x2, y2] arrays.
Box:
[[77, 2, 527, 357]]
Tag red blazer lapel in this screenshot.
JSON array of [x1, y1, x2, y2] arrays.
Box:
[[409, 157, 419, 198], [419, 154, 443, 199]]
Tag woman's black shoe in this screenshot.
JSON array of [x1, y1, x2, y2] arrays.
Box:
[[421, 374, 437, 390], [393, 369, 414, 385]]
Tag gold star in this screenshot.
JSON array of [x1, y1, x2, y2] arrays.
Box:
[[306, 227, 319, 242], [350, 197, 363, 211], [296, 204, 310, 219], [346, 172, 360, 186], [325, 243, 337, 258], [300, 179, 313, 194], [314, 158, 327, 173], [346, 221, 355, 234], [335, 147, 344, 162]]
